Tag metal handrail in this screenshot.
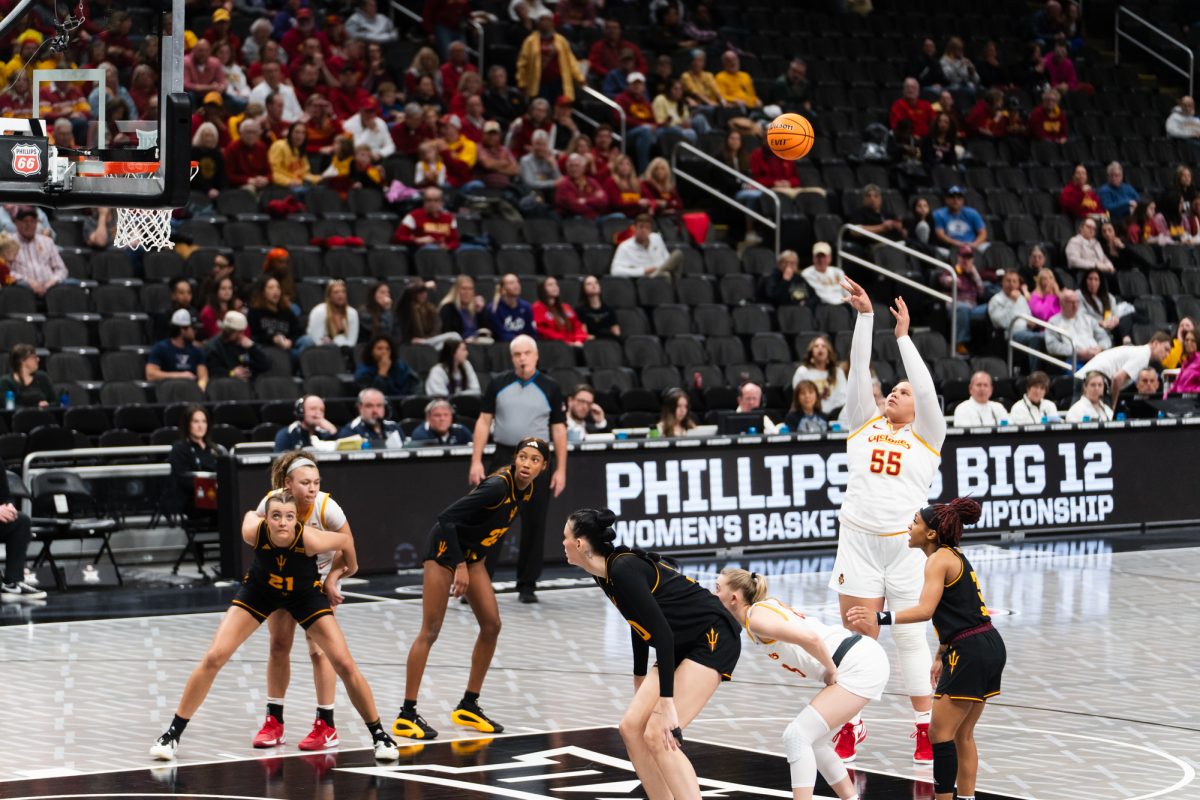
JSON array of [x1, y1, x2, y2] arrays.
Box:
[[580, 86, 626, 151], [835, 224, 958, 346], [671, 142, 781, 257], [1006, 313, 1074, 377], [1115, 7, 1194, 98], [390, 0, 422, 25], [467, 19, 485, 72]]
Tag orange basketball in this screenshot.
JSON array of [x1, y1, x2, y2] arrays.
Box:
[[767, 113, 815, 161]]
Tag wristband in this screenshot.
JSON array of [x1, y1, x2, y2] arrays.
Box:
[[877, 611, 892, 626]]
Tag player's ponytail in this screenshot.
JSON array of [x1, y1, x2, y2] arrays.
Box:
[[721, 567, 768, 605], [922, 497, 982, 547], [567, 507, 619, 556]]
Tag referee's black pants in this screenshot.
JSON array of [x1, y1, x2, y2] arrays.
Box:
[[0, 512, 33, 585], [485, 446, 553, 593]]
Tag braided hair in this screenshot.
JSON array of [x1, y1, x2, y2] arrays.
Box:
[[567, 508, 668, 565], [919, 497, 982, 547]]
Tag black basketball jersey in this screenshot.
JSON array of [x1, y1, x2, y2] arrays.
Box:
[[932, 546, 992, 644], [246, 520, 322, 595], [595, 549, 735, 696], [433, 467, 532, 565]]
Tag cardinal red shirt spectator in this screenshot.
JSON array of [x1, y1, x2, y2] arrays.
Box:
[[588, 19, 647, 78], [505, 99, 554, 159], [391, 103, 436, 157], [750, 145, 800, 189], [1060, 164, 1107, 221], [393, 188, 460, 250], [440, 41, 478, 105], [889, 77, 936, 137], [1029, 88, 1068, 143], [329, 63, 374, 122], [281, 9, 328, 60], [224, 120, 271, 189], [555, 153, 610, 219]]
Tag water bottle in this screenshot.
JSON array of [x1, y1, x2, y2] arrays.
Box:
[[999, 419, 1008, 426], [1115, 412, 1126, 421], [1082, 415, 1091, 422], [360, 438, 371, 450], [777, 424, 790, 434], [4, 390, 12, 411], [59, 390, 70, 408], [1157, 410, 1166, 419], [1041, 415, 1048, 423], [747, 426, 758, 435]]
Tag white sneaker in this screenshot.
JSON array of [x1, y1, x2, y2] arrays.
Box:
[[150, 733, 178, 761], [1, 581, 47, 601], [373, 735, 399, 761]]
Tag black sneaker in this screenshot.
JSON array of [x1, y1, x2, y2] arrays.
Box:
[[392, 708, 438, 740], [518, 590, 538, 604], [451, 701, 504, 734], [1, 581, 47, 601]]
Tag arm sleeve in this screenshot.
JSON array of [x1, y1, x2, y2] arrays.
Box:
[[844, 312, 877, 430], [898, 334, 946, 449], [608, 556, 676, 696]]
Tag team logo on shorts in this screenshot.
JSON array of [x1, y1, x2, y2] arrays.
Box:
[[838, 573, 845, 585], [436, 540, 447, 557], [706, 628, 718, 652], [947, 651, 960, 675]]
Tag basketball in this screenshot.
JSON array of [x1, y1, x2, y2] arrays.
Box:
[[767, 113, 815, 161]]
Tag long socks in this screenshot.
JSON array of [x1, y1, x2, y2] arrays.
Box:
[[266, 699, 284, 722]]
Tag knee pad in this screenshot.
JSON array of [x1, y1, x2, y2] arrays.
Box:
[[782, 705, 829, 789], [890, 621, 933, 697], [932, 739, 957, 795]]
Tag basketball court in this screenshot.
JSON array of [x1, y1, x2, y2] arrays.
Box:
[[2, 535, 1197, 800]]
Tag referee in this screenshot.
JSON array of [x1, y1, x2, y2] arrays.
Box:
[[469, 334, 567, 604]]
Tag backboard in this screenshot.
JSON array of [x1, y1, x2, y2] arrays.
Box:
[[0, 0, 191, 210]]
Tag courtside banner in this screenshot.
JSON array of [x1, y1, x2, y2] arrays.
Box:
[[218, 420, 1200, 576]]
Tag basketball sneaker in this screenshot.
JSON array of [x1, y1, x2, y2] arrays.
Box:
[[451, 701, 505, 733], [298, 719, 338, 751], [912, 722, 933, 764], [373, 732, 400, 761], [252, 714, 285, 748], [149, 732, 178, 761], [393, 708, 438, 739], [1, 581, 47, 601], [833, 719, 867, 762]]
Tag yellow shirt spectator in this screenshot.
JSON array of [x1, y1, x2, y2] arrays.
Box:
[[715, 68, 760, 108], [445, 134, 477, 169], [680, 69, 722, 106], [267, 138, 317, 187]]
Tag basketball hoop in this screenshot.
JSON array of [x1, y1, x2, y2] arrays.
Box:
[[76, 160, 198, 251]]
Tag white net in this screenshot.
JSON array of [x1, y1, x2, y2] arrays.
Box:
[[101, 162, 197, 251]]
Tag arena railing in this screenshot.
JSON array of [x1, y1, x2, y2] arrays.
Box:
[[671, 141, 780, 257], [1115, 6, 1194, 98], [1006, 314, 1077, 396], [578, 86, 626, 152], [834, 224, 958, 346]]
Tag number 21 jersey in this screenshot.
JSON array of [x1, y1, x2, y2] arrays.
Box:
[[840, 416, 941, 535]]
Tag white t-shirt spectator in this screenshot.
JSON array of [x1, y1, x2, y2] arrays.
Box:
[[1065, 234, 1114, 272], [1074, 343, 1151, 381], [800, 265, 847, 306], [1065, 396, 1114, 422], [306, 305, 360, 347], [343, 114, 397, 159], [611, 233, 671, 278], [952, 399, 1009, 427], [1045, 312, 1111, 358], [425, 361, 481, 397], [987, 291, 1031, 333], [1008, 396, 1060, 424], [345, 9, 398, 42], [1166, 104, 1200, 138], [790, 364, 848, 414], [248, 81, 303, 123]]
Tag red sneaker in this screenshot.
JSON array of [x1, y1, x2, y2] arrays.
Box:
[[298, 719, 339, 751], [912, 722, 933, 764], [833, 719, 867, 762], [252, 715, 285, 748]]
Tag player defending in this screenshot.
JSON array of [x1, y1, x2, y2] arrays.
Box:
[[829, 278, 946, 763]]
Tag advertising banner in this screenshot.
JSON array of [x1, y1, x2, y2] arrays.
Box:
[[218, 421, 1200, 577]]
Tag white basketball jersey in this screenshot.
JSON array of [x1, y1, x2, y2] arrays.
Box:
[[745, 599, 848, 684], [840, 416, 941, 535]]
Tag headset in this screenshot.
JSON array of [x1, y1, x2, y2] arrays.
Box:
[[294, 394, 312, 421]]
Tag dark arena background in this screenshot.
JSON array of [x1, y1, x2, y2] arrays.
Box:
[[1, 0, 1200, 799]]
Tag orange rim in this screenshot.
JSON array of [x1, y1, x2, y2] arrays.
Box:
[[77, 160, 199, 178]]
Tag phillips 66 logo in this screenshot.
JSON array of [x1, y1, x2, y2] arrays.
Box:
[[11, 143, 41, 176]]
